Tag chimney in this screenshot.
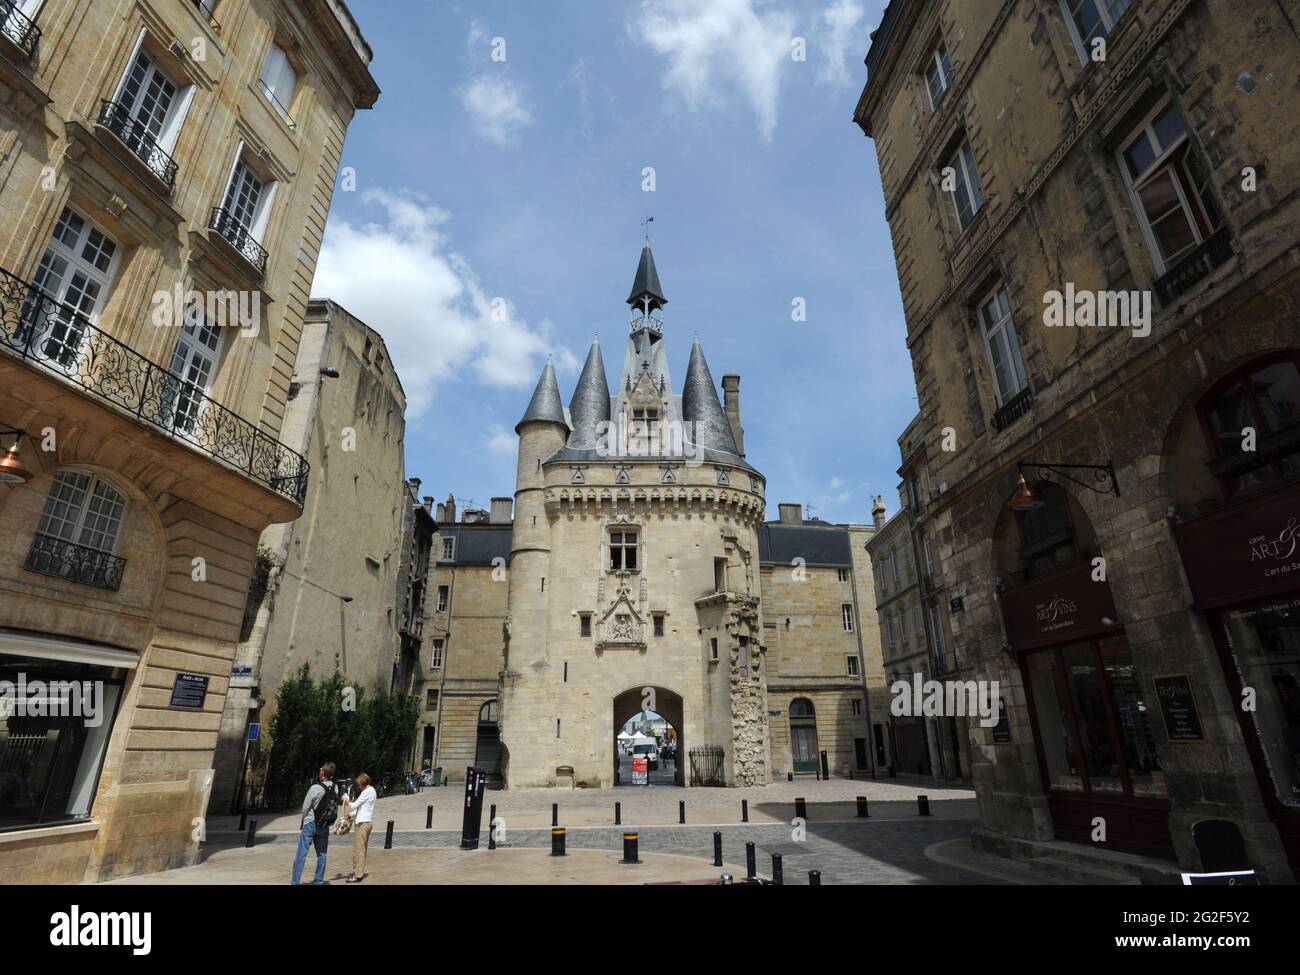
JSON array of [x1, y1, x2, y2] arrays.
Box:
[[435, 502, 446, 522], [778, 503, 802, 526], [444, 493, 456, 525], [721, 374, 745, 457], [490, 497, 513, 524], [422, 495, 434, 513], [872, 495, 887, 528], [408, 477, 421, 495]]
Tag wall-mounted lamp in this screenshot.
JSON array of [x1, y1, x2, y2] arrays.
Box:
[[319, 367, 340, 379], [0, 429, 33, 484]]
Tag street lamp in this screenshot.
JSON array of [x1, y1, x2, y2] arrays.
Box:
[[0, 429, 33, 484]]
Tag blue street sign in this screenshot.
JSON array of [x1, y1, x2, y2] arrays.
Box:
[[247, 723, 260, 741]]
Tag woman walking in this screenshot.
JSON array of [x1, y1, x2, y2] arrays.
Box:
[[346, 772, 377, 883]]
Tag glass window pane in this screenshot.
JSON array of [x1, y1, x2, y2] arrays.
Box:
[[1152, 104, 1186, 151], [1061, 642, 1124, 793], [1027, 650, 1083, 791], [1099, 639, 1165, 798], [1069, 0, 1105, 47], [1250, 361, 1300, 433]]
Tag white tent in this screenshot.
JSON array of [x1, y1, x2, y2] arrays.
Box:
[[616, 730, 636, 740]]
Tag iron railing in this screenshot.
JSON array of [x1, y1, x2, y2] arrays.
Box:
[[991, 386, 1034, 431], [97, 99, 179, 190], [209, 206, 268, 277], [1154, 225, 1234, 306], [191, 0, 221, 32], [0, 0, 40, 60], [25, 533, 127, 591], [257, 79, 296, 128], [689, 745, 725, 787], [0, 266, 309, 506]]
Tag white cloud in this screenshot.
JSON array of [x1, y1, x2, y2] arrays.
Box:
[[457, 74, 536, 147], [485, 425, 517, 456], [631, 0, 795, 142], [815, 0, 865, 88], [312, 190, 571, 418]]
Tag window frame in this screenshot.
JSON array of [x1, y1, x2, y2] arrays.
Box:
[[430, 638, 444, 670], [1195, 352, 1300, 499], [441, 536, 455, 561], [27, 206, 122, 366], [1059, 0, 1132, 63], [923, 40, 952, 111], [258, 40, 299, 127], [977, 284, 1029, 407], [35, 469, 129, 556], [435, 585, 449, 614], [943, 138, 986, 232], [608, 528, 640, 572], [841, 603, 855, 632]]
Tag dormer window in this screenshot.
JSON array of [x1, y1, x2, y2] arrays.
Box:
[[609, 530, 638, 571]]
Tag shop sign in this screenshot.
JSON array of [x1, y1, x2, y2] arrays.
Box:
[[1000, 560, 1117, 650], [1153, 674, 1205, 742]]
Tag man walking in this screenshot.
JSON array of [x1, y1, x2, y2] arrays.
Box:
[[291, 761, 339, 885]]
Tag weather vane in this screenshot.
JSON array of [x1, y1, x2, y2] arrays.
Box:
[[641, 214, 654, 238]]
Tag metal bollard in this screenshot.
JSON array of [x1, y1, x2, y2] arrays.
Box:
[[741, 799, 749, 823], [849, 768, 854, 780], [787, 771, 793, 782], [918, 794, 931, 816], [552, 802, 558, 827], [772, 853, 784, 886], [245, 818, 257, 848], [551, 827, 566, 857], [488, 817, 497, 851], [713, 831, 723, 867], [384, 820, 394, 849], [426, 805, 433, 829], [745, 842, 757, 882], [620, 832, 641, 864], [857, 796, 869, 818], [795, 796, 807, 819], [615, 801, 621, 825], [808, 870, 822, 885], [679, 800, 686, 824]]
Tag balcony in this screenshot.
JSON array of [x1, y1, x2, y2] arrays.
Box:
[[25, 533, 126, 591], [0, 1, 40, 61], [96, 99, 179, 191], [0, 266, 309, 506], [991, 386, 1033, 432], [209, 207, 268, 278], [1153, 226, 1234, 306]]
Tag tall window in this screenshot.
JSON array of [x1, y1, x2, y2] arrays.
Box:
[[609, 530, 638, 571], [259, 42, 298, 125], [1199, 355, 1300, 496], [978, 286, 1029, 406], [847, 656, 860, 677], [223, 157, 267, 237], [441, 537, 455, 560], [837, 567, 849, 583], [25, 208, 119, 367], [111, 50, 183, 152], [888, 616, 897, 650], [430, 638, 444, 669], [436, 585, 449, 613], [842, 603, 855, 632], [425, 689, 439, 711], [1, 0, 42, 47], [929, 605, 946, 655], [943, 138, 985, 231], [924, 41, 952, 110], [161, 319, 223, 434], [579, 614, 592, 637], [36, 471, 127, 556], [1119, 101, 1222, 275], [1061, 0, 1132, 59]]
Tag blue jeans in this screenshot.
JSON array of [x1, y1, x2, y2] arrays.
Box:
[[291, 818, 329, 885]]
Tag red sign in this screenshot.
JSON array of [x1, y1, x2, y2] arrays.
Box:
[[1000, 559, 1118, 650], [1175, 480, 1300, 609], [631, 757, 648, 786]]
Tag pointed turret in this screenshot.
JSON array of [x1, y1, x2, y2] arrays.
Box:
[[682, 337, 740, 456], [515, 358, 568, 434], [627, 239, 667, 314], [567, 337, 611, 449]]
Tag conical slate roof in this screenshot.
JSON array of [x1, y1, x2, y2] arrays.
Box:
[[567, 338, 611, 449], [515, 358, 567, 433], [682, 337, 739, 456], [626, 239, 667, 312]]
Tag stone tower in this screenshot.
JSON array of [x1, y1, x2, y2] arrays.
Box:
[[498, 240, 771, 787]]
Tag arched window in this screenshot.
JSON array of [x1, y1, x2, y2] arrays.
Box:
[[789, 698, 815, 718], [26, 470, 128, 590], [478, 700, 498, 724], [1198, 353, 1300, 497], [1015, 481, 1075, 577]]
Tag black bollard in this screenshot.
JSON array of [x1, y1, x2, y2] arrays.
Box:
[[849, 768, 854, 780], [889, 764, 897, 778], [615, 801, 621, 826], [551, 827, 566, 857], [552, 802, 558, 827], [741, 799, 749, 822], [795, 796, 807, 820], [426, 805, 433, 829], [488, 816, 497, 851], [679, 800, 686, 824], [918, 794, 931, 816], [809, 870, 822, 885], [787, 771, 793, 782], [238, 809, 247, 833], [745, 842, 757, 882], [384, 819, 394, 849], [815, 766, 820, 781], [820, 750, 829, 781], [772, 853, 784, 886], [857, 796, 869, 818], [713, 831, 723, 867], [245, 818, 257, 848], [620, 832, 641, 864]]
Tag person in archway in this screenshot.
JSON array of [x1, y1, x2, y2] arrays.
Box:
[[291, 762, 338, 885]]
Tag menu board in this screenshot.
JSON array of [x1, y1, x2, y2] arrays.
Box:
[[1153, 674, 1204, 742]]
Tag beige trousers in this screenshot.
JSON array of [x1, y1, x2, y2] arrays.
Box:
[[352, 821, 373, 878]]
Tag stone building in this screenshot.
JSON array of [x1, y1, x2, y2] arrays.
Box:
[[855, 0, 1299, 880], [213, 299, 426, 808], [417, 242, 884, 788], [0, 0, 376, 881]]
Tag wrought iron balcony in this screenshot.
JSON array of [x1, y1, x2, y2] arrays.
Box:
[[25, 533, 126, 591], [257, 79, 296, 129], [97, 99, 179, 190], [991, 386, 1034, 432], [191, 0, 221, 32], [209, 207, 268, 278], [0, 266, 309, 506], [0, 0, 40, 61], [1153, 225, 1234, 306]]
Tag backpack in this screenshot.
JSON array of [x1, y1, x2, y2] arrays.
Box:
[[314, 781, 339, 828]]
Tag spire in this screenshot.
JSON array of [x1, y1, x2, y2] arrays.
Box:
[[515, 357, 567, 433], [682, 337, 740, 456], [627, 238, 667, 313], [567, 337, 610, 449]]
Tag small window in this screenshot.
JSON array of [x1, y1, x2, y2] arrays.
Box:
[[431, 639, 444, 669], [978, 286, 1029, 406], [441, 537, 455, 560], [259, 42, 298, 125], [837, 567, 849, 583], [425, 689, 439, 711], [714, 557, 727, 592], [1060, 0, 1132, 61], [848, 656, 860, 676], [710, 637, 718, 660], [852, 699, 864, 716], [653, 614, 665, 637], [942, 138, 985, 231], [579, 614, 592, 637], [436, 585, 449, 613], [609, 530, 638, 571], [842, 604, 855, 632], [924, 41, 952, 110]]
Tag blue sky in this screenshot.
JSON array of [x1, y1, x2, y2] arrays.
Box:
[[311, 0, 912, 524]]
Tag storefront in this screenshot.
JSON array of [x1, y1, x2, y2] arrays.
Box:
[[1001, 559, 1174, 858], [1175, 478, 1300, 873]]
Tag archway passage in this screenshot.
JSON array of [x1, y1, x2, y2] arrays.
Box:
[[613, 685, 684, 788], [474, 700, 502, 781]]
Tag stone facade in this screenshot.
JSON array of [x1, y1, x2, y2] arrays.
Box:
[[0, 0, 376, 881], [856, 0, 1300, 879]]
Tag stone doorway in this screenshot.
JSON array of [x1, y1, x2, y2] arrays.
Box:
[[613, 685, 684, 788]]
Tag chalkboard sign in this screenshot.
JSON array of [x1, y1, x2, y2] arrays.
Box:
[[169, 673, 209, 710], [1154, 674, 1204, 742]]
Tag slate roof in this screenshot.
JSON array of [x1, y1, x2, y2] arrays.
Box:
[[438, 524, 512, 566], [627, 239, 667, 311], [758, 523, 853, 566], [516, 358, 567, 433]]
